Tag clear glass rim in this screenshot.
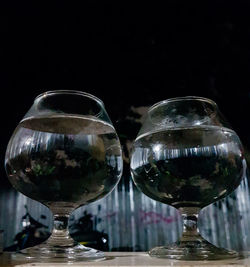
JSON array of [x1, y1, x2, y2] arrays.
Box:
[[35, 90, 104, 107], [149, 96, 218, 113]]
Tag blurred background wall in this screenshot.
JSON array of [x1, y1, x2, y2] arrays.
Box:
[[1, 0, 250, 252], [1, 164, 250, 252]]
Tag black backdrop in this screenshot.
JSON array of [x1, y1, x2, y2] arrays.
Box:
[[1, 0, 250, 186]]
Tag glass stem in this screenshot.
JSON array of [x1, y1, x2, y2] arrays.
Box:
[[46, 214, 76, 247], [179, 207, 201, 242]]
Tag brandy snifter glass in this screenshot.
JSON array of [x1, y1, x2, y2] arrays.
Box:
[[130, 96, 246, 260], [5, 90, 123, 262]]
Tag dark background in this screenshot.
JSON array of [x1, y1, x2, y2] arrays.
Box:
[[1, 0, 250, 186]]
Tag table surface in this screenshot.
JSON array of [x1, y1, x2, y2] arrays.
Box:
[[1, 252, 250, 267]]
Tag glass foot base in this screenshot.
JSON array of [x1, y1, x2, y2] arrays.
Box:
[[14, 243, 105, 262], [149, 239, 239, 261]]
